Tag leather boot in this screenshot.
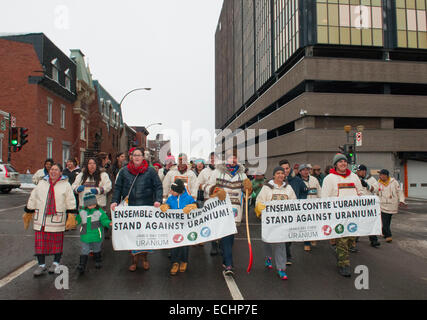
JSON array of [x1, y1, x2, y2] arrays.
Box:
[[94, 252, 102, 269], [77, 255, 88, 274], [129, 254, 138, 272], [140, 252, 150, 270]]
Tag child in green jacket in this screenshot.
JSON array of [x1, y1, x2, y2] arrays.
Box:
[[76, 193, 112, 274]]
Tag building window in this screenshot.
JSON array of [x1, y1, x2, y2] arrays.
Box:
[[273, 0, 300, 70], [60, 105, 66, 129], [64, 69, 71, 91], [51, 58, 59, 82], [396, 0, 427, 48], [316, 0, 384, 47], [47, 138, 53, 159], [62, 143, 70, 168], [80, 119, 86, 140], [47, 98, 53, 124]]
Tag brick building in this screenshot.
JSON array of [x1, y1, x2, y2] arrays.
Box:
[[0, 33, 77, 173], [0, 33, 128, 173]]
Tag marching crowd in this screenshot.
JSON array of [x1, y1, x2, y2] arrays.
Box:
[[23, 147, 405, 280]]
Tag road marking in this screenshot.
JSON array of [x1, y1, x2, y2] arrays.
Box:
[[0, 260, 38, 289], [222, 272, 244, 300], [0, 204, 26, 214]]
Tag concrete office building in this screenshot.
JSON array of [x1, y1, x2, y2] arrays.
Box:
[[215, 0, 427, 198]]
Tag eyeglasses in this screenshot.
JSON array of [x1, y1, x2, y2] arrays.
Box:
[[133, 154, 143, 157]]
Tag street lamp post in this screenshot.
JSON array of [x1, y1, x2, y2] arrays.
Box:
[[119, 87, 151, 109]]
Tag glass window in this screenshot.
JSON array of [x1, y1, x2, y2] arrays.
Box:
[[339, 5, 350, 26], [47, 98, 53, 124], [328, 4, 339, 26], [318, 26, 329, 43], [419, 31, 427, 47], [396, 9, 407, 30], [317, 3, 328, 25], [351, 27, 362, 44], [407, 9, 417, 30], [398, 30, 408, 46], [373, 28, 383, 46], [329, 26, 340, 43], [408, 30, 418, 47], [340, 27, 351, 44], [417, 10, 427, 31]]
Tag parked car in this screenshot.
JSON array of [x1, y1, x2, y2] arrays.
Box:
[[0, 163, 21, 193]]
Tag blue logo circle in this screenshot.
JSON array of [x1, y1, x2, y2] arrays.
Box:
[[200, 227, 211, 238], [232, 208, 238, 217], [347, 223, 358, 233]]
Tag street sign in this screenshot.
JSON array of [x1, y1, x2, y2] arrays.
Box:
[[11, 116, 16, 128], [356, 131, 362, 147]]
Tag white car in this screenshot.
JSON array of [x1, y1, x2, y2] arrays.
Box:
[[0, 163, 21, 193]]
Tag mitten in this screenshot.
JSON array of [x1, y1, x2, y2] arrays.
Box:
[[361, 179, 368, 189], [23, 212, 33, 230], [76, 185, 85, 193], [210, 187, 227, 201], [183, 203, 198, 214], [242, 178, 253, 194], [160, 204, 170, 213], [65, 214, 77, 230], [255, 202, 266, 218]]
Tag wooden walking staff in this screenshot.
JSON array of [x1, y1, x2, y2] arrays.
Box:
[[245, 189, 253, 273]]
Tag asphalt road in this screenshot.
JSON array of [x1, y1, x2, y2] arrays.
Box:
[[0, 189, 426, 300]]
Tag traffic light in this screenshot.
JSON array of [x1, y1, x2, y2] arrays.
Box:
[[347, 144, 355, 164], [19, 127, 28, 147], [338, 144, 356, 164], [10, 127, 19, 146]]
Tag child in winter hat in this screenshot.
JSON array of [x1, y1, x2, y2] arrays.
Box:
[[75, 193, 112, 274], [160, 179, 198, 275]]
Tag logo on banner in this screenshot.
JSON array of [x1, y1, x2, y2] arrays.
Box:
[[200, 227, 211, 238], [187, 232, 198, 241], [232, 208, 238, 218], [173, 234, 184, 243], [348, 223, 358, 233], [335, 224, 345, 234], [322, 225, 332, 236]]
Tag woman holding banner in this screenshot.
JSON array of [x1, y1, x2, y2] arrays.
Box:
[[111, 147, 163, 272], [255, 167, 296, 280]]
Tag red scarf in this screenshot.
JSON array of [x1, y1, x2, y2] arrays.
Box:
[[178, 164, 188, 174], [330, 168, 351, 178], [45, 178, 59, 216], [127, 160, 149, 176]]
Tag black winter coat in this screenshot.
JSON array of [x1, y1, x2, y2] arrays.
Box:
[[112, 166, 163, 206]]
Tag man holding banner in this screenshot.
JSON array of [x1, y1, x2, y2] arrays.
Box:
[[206, 148, 252, 275], [321, 153, 364, 277]]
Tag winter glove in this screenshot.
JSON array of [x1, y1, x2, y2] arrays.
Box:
[[65, 214, 77, 230], [183, 203, 198, 214], [160, 204, 170, 213], [90, 188, 98, 195], [361, 179, 369, 189], [76, 185, 85, 193], [242, 178, 253, 194], [255, 202, 266, 219], [23, 212, 33, 230], [210, 187, 227, 201]]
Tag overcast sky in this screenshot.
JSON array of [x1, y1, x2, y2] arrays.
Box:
[[1, 0, 224, 160]]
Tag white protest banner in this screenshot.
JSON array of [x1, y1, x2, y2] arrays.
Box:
[[262, 195, 381, 243], [112, 197, 237, 251]]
